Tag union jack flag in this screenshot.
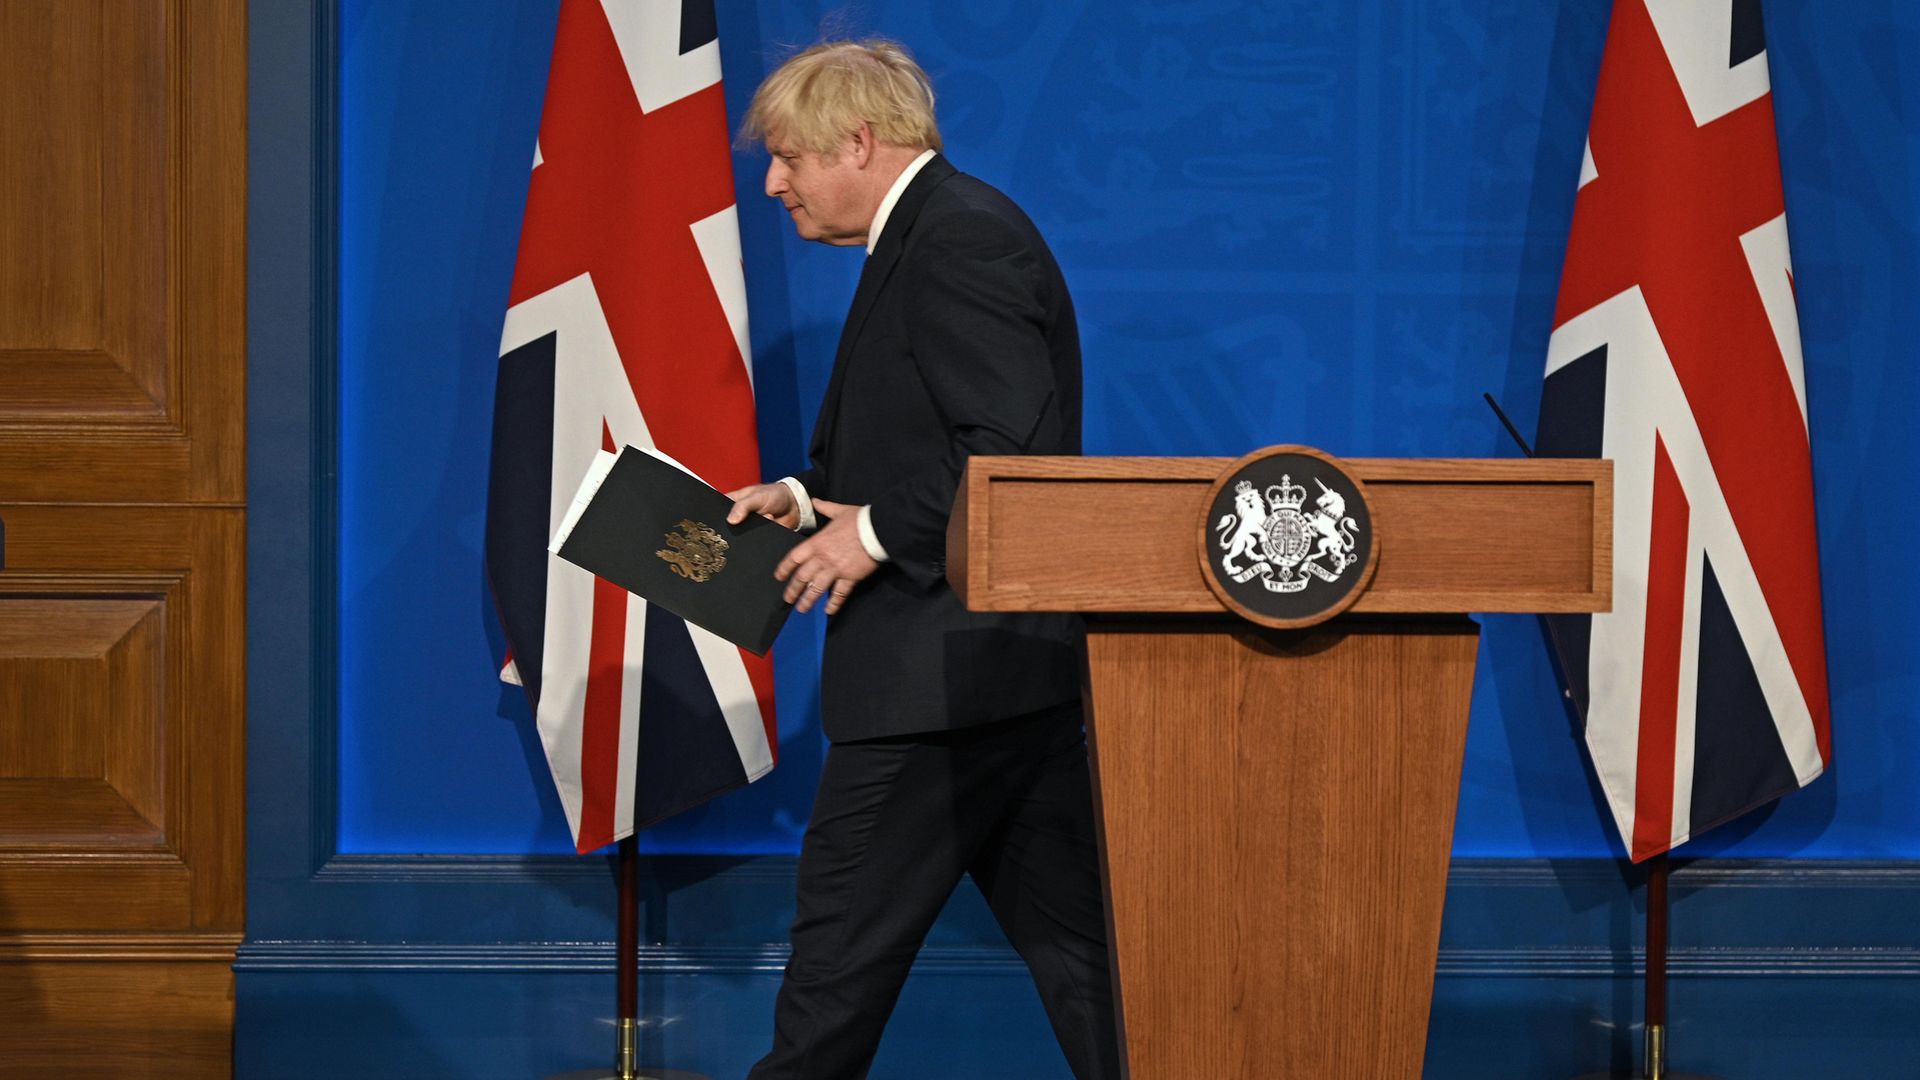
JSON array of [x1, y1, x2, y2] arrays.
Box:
[[1537, 0, 1830, 862], [485, 0, 776, 853]]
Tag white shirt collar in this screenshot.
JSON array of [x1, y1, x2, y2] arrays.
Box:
[[866, 149, 939, 255]]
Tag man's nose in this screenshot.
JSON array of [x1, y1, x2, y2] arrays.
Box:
[[765, 162, 786, 199]]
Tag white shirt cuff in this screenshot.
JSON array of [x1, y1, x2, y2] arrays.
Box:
[[777, 476, 818, 532], [856, 504, 891, 563]]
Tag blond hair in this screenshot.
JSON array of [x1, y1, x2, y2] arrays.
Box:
[[740, 39, 942, 154]]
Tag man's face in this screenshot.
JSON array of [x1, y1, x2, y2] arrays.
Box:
[[764, 134, 869, 247]]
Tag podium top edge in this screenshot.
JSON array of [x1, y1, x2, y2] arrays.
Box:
[[963, 456, 1610, 484]]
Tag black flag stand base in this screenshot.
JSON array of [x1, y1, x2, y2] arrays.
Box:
[[545, 836, 714, 1080], [1572, 854, 1726, 1080]]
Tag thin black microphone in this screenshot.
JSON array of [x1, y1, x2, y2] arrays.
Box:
[[1483, 392, 1535, 458], [1484, 391, 1585, 713]]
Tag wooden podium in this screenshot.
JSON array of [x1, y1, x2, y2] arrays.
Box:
[[948, 454, 1611, 1079]]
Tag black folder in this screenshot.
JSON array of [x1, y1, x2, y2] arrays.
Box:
[[550, 447, 805, 655]]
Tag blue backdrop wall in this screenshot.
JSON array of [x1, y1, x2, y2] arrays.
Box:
[[241, 2, 1920, 1077], [334, 0, 1917, 860]]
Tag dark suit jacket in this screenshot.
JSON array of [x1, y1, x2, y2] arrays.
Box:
[[794, 155, 1083, 742]]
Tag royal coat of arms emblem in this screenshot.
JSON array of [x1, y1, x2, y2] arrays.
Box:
[[656, 519, 729, 583], [1198, 446, 1378, 628], [1216, 475, 1359, 592]]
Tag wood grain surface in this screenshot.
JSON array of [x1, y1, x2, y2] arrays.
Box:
[[0, 507, 245, 932], [0, 1, 246, 1071], [1086, 619, 1479, 1079], [0, 0, 246, 504], [0, 940, 239, 1078], [949, 455, 1610, 615]]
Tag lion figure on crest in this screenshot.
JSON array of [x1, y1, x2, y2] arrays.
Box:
[[1215, 482, 1268, 575]]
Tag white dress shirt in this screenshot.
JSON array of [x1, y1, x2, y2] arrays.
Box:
[[781, 148, 939, 561]]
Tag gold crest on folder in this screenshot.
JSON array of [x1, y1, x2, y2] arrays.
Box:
[[656, 519, 729, 582]]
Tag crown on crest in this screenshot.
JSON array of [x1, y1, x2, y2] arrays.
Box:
[[1266, 475, 1306, 512]]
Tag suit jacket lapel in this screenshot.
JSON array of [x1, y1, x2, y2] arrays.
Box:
[[809, 155, 958, 463], [810, 255, 889, 461]]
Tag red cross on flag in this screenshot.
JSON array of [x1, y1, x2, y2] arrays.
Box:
[[485, 0, 777, 853], [1535, 0, 1831, 862]]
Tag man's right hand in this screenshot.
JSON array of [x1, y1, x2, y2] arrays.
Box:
[[725, 482, 802, 529]]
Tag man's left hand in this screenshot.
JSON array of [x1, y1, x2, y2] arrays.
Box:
[[777, 499, 877, 615]]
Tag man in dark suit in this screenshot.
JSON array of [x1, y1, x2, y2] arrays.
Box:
[[726, 39, 1120, 1080]]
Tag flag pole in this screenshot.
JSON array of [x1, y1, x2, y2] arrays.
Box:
[[1643, 852, 1669, 1080], [1484, 395, 1720, 1080], [1572, 854, 1725, 1080], [547, 835, 712, 1080], [616, 833, 640, 1080]]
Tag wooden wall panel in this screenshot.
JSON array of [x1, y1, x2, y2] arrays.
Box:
[[0, 3, 107, 355], [0, 600, 164, 795], [0, 943, 237, 1079], [0, 0, 245, 502], [0, 0, 166, 413], [0, 519, 243, 1059], [0, 507, 247, 929], [0, 0, 245, 1074]]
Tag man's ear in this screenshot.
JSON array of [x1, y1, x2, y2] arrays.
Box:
[[847, 122, 876, 169]]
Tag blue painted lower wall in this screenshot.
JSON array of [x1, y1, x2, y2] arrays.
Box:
[[234, 858, 1920, 1079]]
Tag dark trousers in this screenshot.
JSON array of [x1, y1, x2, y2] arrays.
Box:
[[749, 704, 1121, 1080]]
